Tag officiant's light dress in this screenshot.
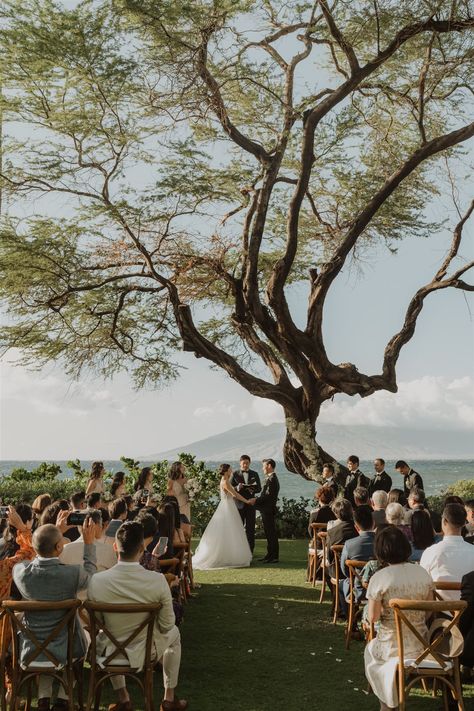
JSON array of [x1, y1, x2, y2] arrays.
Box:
[[192, 483, 252, 570]]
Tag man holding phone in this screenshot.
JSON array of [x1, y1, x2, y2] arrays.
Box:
[[60, 509, 117, 577]]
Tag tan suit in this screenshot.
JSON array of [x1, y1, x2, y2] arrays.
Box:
[[87, 561, 181, 689]]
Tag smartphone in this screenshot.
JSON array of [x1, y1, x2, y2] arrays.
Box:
[[0, 506, 9, 518], [141, 489, 150, 499], [152, 536, 168, 558], [105, 519, 123, 538], [67, 511, 87, 526]]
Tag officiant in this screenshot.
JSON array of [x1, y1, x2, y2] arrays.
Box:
[[231, 455, 262, 553]]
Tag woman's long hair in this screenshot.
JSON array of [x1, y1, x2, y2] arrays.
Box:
[[89, 461, 104, 480], [134, 467, 152, 492], [111, 471, 126, 498], [168, 461, 184, 481]]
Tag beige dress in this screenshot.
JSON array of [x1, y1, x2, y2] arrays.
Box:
[[86, 478, 104, 495], [364, 562, 434, 707], [170, 480, 190, 521]]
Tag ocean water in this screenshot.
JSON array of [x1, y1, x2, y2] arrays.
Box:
[[0, 459, 472, 499]]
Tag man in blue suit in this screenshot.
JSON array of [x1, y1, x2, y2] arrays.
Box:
[[13, 517, 97, 711], [339, 505, 375, 617]]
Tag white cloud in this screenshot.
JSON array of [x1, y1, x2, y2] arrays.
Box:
[[319, 375, 474, 430], [193, 401, 237, 418]]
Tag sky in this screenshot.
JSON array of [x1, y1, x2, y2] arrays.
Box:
[[1, 4, 473, 460]]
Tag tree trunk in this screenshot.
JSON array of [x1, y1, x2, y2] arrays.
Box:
[[283, 415, 348, 484]]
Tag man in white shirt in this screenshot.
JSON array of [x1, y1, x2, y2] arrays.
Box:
[[420, 503, 474, 600], [60, 509, 116, 594], [87, 520, 187, 711]]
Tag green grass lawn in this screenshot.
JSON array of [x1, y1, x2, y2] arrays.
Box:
[[173, 539, 474, 711]]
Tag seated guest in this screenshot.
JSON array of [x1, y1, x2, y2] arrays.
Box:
[[133, 467, 154, 505], [86, 492, 102, 510], [60, 509, 116, 581], [354, 486, 370, 507], [123, 495, 136, 521], [410, 509, 439, 562], [321, 463, 339, 499], [111, 471, 127, 499], [326, 499, 357, 579], [137, 512, 160, 572], [420, 502, 474, 600], [371, 491, 388, 528], [105, 498, 129, 547], [0, 503, 34, 559], [0, 507, 35, 600], [158, 504, 177, 560], [162, 497, 187, 545], [340, 505, 375, 615], [87, 521, 187, 711], [406, 487, 441, 531], [13, 519, 97, 710], [464, 499, 474, 544], [64, 491, 87, 543], [385, 502, 412, 542], [31, 495, 52, 530], [365, 526, 434, 710], [386, 488, 407, 508], [368, 458, 392, 496], [308, 486, 336, 535]]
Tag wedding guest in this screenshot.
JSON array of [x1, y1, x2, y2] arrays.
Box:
[[365, 526, 434, 711], [410, 509, 439, 562], [40, 501, 68, 527], [0, 503, 34, 559], [354, 486, 370, 507], [64, 491, 87, 543], [13, 519, 97, 711], [231, 455, 262, 553], [160, 499, 186, 547], [157, 504, 177, 560], [343, 455, 370, 507], [60, 509, 116, 579], [406, 487, 441, 531], [308, 486, 336, 535], [386, 488, 407, 508], [464, 500, 474, 544], [31, 494, 52, 529], [460, 570, 474, 669], [340, 505, 375, 617], [167, 462, 192, 539], [86, 492, 102, 510], [86, 461, 105, 496], [326, 498, 357, 578], [368, 458, 392, 497], [394, 460, 424, 497], [420, 503, 474, 600], [371, 490, 388, 527], [385, 502, 412, 542], [87, 521, 187, 711], [321, 463, 339, 499], [0, 507, 35, 599], [111, 472, 127, 499]]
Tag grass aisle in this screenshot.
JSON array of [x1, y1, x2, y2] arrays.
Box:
[[179, 539, 474, 711]]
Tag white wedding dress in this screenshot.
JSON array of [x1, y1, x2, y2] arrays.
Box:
[[192, 484, 252, 570]]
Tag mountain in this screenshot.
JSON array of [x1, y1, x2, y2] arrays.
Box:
[[144, 422, 474, 461]]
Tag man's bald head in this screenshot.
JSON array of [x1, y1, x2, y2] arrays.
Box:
[[33, 524, 62, 558]]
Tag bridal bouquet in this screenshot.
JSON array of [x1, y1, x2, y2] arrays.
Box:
[[184, 477, 201, 501]]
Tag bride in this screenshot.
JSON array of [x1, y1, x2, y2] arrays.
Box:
[[193, 463, 254, 570]]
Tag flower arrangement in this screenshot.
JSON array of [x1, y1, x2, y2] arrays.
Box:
[[184, 477, 201, 501]]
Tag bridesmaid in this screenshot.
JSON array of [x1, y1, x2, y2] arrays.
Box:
[[86, 461, 105, 496], [167, 461, 191, 538], [110, 471, 127, 499]]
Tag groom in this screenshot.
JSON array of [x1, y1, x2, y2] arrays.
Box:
[[231, 454, 261, 553], [253, 459, 280, 564]]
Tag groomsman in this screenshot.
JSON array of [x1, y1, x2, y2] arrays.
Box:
[[254, 459, 280, 564], [368, 458, 392, 496], [395, 460, 424, 496], [231, 455, 262, 552], [343, 455, 370, 507]]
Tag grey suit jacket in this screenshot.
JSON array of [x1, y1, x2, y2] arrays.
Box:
[[12, 544, 96, 665]]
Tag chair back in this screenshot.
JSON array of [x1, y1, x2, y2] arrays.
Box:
[[310, 523, 327, 548], [346, 559, 369, 595], [330, 544, 344, 583], [433, 581, 462, 600], [2, 599, 81, 669], [389, 599, 467, 671], [83, 601, 162, 671]]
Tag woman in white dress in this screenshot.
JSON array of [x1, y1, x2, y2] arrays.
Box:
[[193, 463, 253, 570]]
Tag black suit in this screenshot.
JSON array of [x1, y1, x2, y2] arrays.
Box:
[[368, 471, 392, 496], [403, 468, 424, 497], [343, 469, 370, 506], [255, 472, 280, 560], [460, 571, 474, 667], [231, 468, 262, 552], [326, 520, 358, 578]]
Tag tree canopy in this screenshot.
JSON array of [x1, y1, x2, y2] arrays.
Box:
[[1, 0, 473, 478]]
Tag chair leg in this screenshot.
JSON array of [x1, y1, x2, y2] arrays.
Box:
[[319, 564, 326, 603], [345, 599, 353, 650], [74, 662, 84, 711], [442, 682, 450, 711], [420, 677, 430, 693], [26, 678, 33, 711], [398, 666, 406, 711], [453, 661, 465, 711]]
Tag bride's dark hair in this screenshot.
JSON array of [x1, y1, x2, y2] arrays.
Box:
[[218, 463, 231, 477]]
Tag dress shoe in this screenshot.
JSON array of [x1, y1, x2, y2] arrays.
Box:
[[37, 699, 50, 711], [160, 698, 189, 711], [108, 702, 134, 711], [258, 556, 270, 562], [51, 700, 68, 711], [265, 558, 279, 563]]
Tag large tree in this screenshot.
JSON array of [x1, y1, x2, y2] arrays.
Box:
[[1, 0, 473, 479]]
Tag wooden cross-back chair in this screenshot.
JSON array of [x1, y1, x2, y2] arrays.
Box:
[[329, 544, 344, 623], [307, 523, 327, 588], [2, 599, 83, 711], [344, 559, 370, 649], [433, 581, 462, 600], [389, 598, 467, 711], [82, 601, 162, 711]]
